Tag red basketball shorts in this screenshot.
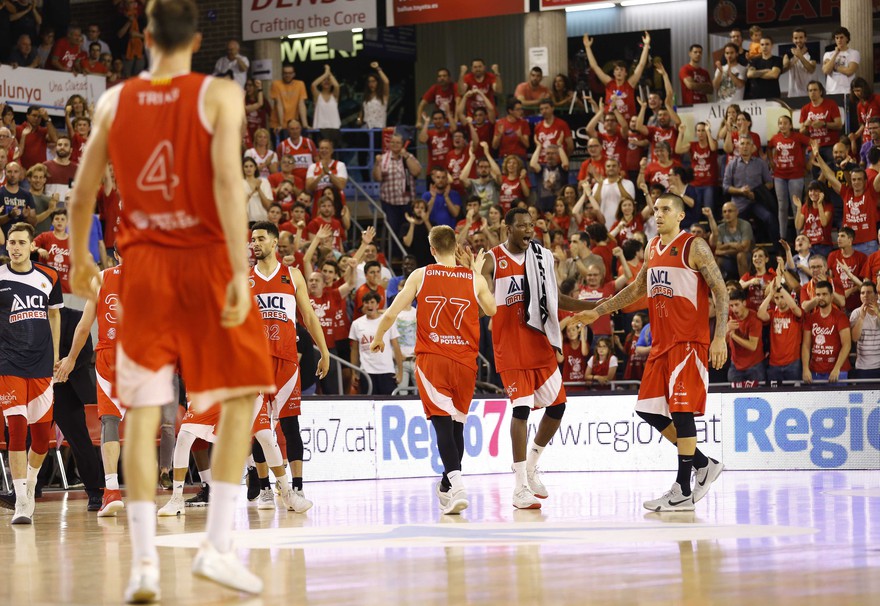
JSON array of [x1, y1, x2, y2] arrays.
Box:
[[636, 342, 709, 417], [251, 396, 272, 434], [180, 403, 221, 443], [0, 375, 53, 424], [414, 353, 477, 423], [265, 357, 301, 419], [499, 364, 566, 409], [95, 349, 124, 419], [116, 245, 275, 412]]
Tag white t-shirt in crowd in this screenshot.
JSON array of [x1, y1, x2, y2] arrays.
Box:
[[823, 48, 860, 95], [714, 64, 747, 102], [349, 315, 399, 374], [593, 178, 636, 228]]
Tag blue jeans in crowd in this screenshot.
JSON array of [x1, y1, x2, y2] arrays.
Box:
[[728, 362, 766, 384], [774, 177, 803, 241], [742, 200, 779, 244], [811, 371, 848, 384], [694, 186, 716, 216], [767, 359, 802, 384], [854, 241, 879, 255]]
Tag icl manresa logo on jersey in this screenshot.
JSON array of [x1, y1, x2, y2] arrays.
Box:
[[9, 293, 47, 323]]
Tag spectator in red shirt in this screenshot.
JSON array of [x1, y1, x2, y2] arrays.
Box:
[[418, 108, 456, 171], [16, 106, 58, 170], [462, 106, 495, 160], [515, 66, 551, 112], [81, 42, 108, 75], [458, 59, 501, 117], [34, 210, 72, 293], [558, 321, 589, 391], [801, 253, 846, 313], [638, 141, 679, 190], [50, 25, 86, 73], [675, 121, 719, 214], [813, 140, 880, 254], [793, 181, 833, 258], [353, 261, 387, 320], [802, 281, 851, 383], [307, 268, 355, 395], [799, 80, 842, 166], [828, 227, 868, 312], [585, 337, 617, 390], [850, 77, 880, 149], [498, 155, 530, 213], [582, 31, 651, 121], [416, 68, 458, 128], [635, 97, 680, 161], [534, 99, 573, 160], [768, 115, 811, 240], [576, 137, 607, 187], [307, 197, 345, 251], [493, 97, 530, 160], [727, 289, 765, 384], [739, 247, 775, 311], [586, 101, 628, 167], [679, 44, 713, 105], [757, 276, 803, 383]]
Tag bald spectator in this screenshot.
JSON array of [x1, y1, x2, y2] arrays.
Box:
[[80, 24, 110, 56], [214, 39, 249, 88], [305, 139, 348, 206], [276, 120, 317, 189], [679, 44, 713, 105], [822, 27, 859, 95], [515, 66, 551, 111], [703, 203, 753, 279], [9, 34, 41, 69], [50, 24, 86, 73]]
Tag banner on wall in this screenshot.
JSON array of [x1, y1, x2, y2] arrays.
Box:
[[386, 0, 529, 27], [242, 0, 377, 42], [0, 65, 106, 116], [541, 0, 612, 9], [707, 0, 880, 34]]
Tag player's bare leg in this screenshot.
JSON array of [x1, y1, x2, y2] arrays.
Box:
[[98, 415, 124, 517], [9, 418, 51, 524], [510, 408, 541, 509], [122, 406, 163, 603], [191, 395, 263, 594], [252, 429, 291, 510]]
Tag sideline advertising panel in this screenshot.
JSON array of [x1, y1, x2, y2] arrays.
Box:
[[386, 0, 528, 27], [0, 66, 106, 116]]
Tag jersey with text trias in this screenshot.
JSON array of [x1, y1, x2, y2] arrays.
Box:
[[108, 73, 225, 251], [415, 264, 480, 371], [0, 263, 63, 377], [250, 263, 298, 362], [645, 231, 710, 357], [490, 244, 555, 372], [96, 265, 122, 354]]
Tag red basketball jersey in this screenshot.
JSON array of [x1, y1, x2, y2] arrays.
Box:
[[108, 73, 225, 251], [250, 263, 298, 362], [490, 244, 556, 371], [96, 265, 122, 353], [415, 264, 481, 371], [645, 231, 711, 357]]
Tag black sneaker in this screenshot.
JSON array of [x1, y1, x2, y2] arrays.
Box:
[[158, 471, 173, 490], [246, 467, 260, 501], [87, 491, 104, 512], [0, 491, 15, 510], [185, 483, 210, 507]]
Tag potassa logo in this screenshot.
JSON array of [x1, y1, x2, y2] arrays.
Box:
[[429, 332, 440, 343], [249, 277, 256, 288], [498, 259, 508, 269], [130, 211, 149, 230], [107, 327, 116, 340]]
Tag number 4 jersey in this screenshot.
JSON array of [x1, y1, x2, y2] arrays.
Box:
[[415, 264, 481, 371], [250, 263, 298, 362]]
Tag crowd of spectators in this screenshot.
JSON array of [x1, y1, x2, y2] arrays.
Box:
[[2, 9, 879, 392]]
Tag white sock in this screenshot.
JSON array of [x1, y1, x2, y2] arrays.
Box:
[[205, 481, 239, 554], [512, 461, 527, 487], [172, 481, 184, 497], [526, 443, 545, 471], [199, 469, 212, 484], [275, 473, 289, 492], [105, 473, 119, 490], [13, 478, 27, 499], [447, 470, 464, 491], [127, 501, 158, 563]]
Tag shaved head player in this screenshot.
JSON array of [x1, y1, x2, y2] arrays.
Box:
[[575, 193, 728, 511], [67, 0, 274, 602]]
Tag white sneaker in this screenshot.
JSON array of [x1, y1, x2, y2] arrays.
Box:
[[283, 488, 312, 513], [692, 458, 723, 503], [435, 481, 451, 509], [157, 494, 186, 517], [643, 482, 695, 512], [124, 558, 160, 604], [513, 485, 541, 510], [192, 541, 263, 595], [441, 488, 469, 515], [527, 467, 548, 499], [11, 495, 33, 525], [257, 488, 275, 510]]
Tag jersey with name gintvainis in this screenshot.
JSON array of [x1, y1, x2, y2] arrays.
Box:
[[0, 263, 63, 378]]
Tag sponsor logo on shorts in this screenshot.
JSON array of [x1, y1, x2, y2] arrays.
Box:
[[505, 382, 517, 397], [0, 391, 16, 405]]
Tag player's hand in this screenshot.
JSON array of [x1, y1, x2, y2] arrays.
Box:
[[221, 274, 252, 328], [573, 309, 600, 326], [316, 349, 330, 379], [69, 259, 100, 301], [471, 248, 487, 275], [709, 336, 727, 370], [54, 356, 75, 382], [370, 336, 385, 353]]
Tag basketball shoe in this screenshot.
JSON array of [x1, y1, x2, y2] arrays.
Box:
[[192, 541, 263, 594], [643, 483, 695, 512], [97, 489, 125, 518], [692, 458, 723, 503], [157, 494, 186, 517], [513, 485, 541, 509]]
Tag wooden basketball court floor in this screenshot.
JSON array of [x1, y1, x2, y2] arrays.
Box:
[[1, 470, 878, 605]]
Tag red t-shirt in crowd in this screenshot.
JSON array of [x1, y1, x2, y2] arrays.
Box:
[[841, 185, 878, 245], [800, 202, 833, 246], [471, 120, 494, 158], [16, 123, 48, 169], [768, 132, 811, 179], [625, 131, 648, 172], [730, 131, 762, 158], [426, 128, 453, 168], [679, 64, 711, 105], [689, 142, 718, 187], [647, 125, 678, 159], [577, 156, 607, 183], [863, 250, 880, 283], [307, 216, 345, 251], [804, 307, 851, 374], [422, 83, 458, 114], [729, 310, 764, 371], [33, 231, 71, 293], [50, 38, 86, 71], [462, 72, 496, 115], [561, 341, 587, 383], [800, 276, 845, 309], [499, 174, 526, 212], [740, 269, 775, 311], [611, 215, 645, 246], [645, 160, 679, 188], [604, 80, 637, 120], [97, 187, 121, 248], [768, 306, 803, 367], [857, 95, 880, 141], [533, 118, 572, 163], [828, 249, 868, 312], [353, 284, 386, 320], [494, 118, 529, 158], [578, 280, 615, 336], [309, 288, 346, 344], [799, 99, 841, 148], [598, 131, 627, 165]]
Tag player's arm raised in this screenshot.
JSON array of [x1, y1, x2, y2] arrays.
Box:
[[291, 267, 331, 379], [573, 261, 649, 324], [690, 236, 729, 369], [471, 249, 496, 316], [68, 87, 119, 300], [208, 78, 252, 328], [371, 268, 425, 353]]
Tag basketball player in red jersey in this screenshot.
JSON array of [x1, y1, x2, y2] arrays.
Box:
[[67, 1, 275, 602], [371, 225, 496, 514], [250, 220, 330, 511], [576, 193, 729, 512], [482, 208, 598, 510], [54, 250, 125, 518]]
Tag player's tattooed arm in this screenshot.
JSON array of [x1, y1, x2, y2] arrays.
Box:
[[691, 236, 729, 369], [594, 261, 648, 316]]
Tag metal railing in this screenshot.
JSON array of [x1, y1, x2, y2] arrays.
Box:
[[313, 346, 372, 395], [347, 176, 408, 265]]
